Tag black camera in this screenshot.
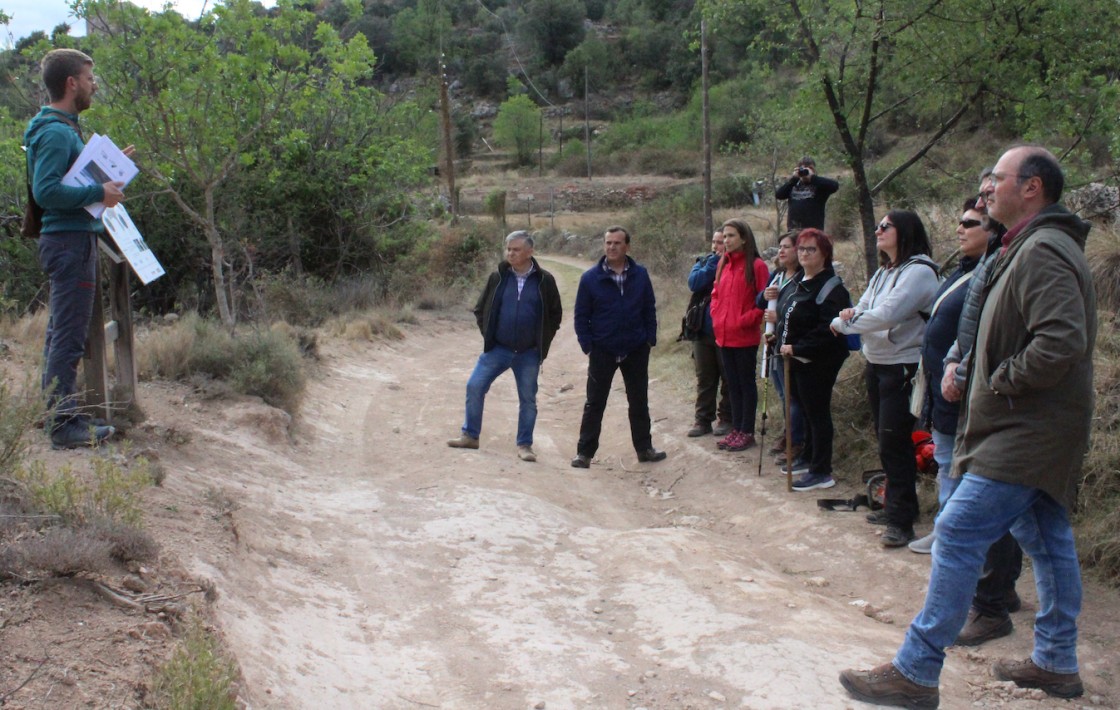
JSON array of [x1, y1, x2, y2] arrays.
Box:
[[797, 167, 810, 177]]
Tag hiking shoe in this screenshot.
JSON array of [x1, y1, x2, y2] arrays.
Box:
[[713, 419, 732, 437], [909, 532, 936, 554], [680, 421, 707, 436], [774, 443, 804, 466], [50, 419, 115, 450], [637, 448, 667, 463], [866, 509, 890, 525], [716, 430, 740, 450], [956, 609, 1013, 646], [725, 432, 756, 452], [1007, 590, 1022, 614], [517, 446, 536, 462], [881, 525, 917, 547], [780, 458, 810, 475], [839, 662, 940, 709], [447, 434, 480, 449], [791, 473, 835, 491], [570, 454, 591, 469], [992, 658, 1083, 699], [768, 431, 787, 454]]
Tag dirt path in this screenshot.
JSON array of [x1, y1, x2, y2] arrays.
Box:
[[153, 257, 1119, 709]]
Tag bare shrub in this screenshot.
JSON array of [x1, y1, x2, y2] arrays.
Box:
[[87, 517, 160, 564], [15, 527, 115, 577], [1088, 225, 1120, 313], [0, 377, 43, 478]]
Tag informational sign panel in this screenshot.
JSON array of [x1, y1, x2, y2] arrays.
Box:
[[101, 204, 165, 285]]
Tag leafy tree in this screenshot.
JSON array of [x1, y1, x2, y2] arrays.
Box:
[[79, 0, 403, 325], [518, 0, 586, 66], [390, 0, 453, 75], [710, 0, 1120, 276], [493, 94, 541, 165]]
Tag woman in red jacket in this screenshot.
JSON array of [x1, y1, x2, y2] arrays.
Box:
[[710, 218, 770, 451]]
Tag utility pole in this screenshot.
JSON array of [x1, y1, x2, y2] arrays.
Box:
[[584, 66, 592, 181], [701, 19, 713, 240], [439, 55, 458, 221]]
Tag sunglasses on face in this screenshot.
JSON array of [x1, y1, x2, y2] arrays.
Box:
[[959, 218, 983, 229], [876, 221, 894, 232]]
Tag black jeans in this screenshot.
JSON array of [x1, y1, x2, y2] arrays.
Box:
[[866, 362, 919, 529], [577, 345, 652, 457], [719, 345, 759, 434], [973, 532, 1025, 617], [38, 232, 98, 429], [791, 356, 845, 476], [692, 334, 730, 425]]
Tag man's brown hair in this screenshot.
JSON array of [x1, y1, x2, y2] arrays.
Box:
[[41, 49, 93, 102]]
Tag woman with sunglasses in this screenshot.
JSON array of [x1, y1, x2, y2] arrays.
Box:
[[831, 210, 940, 548], [710, 218, 770, 451], [907, 198, 996, 554]]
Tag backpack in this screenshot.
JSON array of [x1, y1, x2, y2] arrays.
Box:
[[21, 114, 83, 239], [677, 288, 710, 342], [817, 274, 861, 351]]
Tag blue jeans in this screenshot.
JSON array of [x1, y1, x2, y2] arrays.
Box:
[[893, 473, 1081, 687], [931, 429, 960, 514], [462, 345, 540, 446], [39, 232, 99, 428]]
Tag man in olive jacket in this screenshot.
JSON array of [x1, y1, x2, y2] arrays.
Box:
[[447, 231, 562, 462], [841, 145, 1096, 708]]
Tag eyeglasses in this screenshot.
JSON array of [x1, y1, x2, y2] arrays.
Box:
[[796, 246, 818, 254], [876, 221, 894, 232], [958, 219, 983, 229]]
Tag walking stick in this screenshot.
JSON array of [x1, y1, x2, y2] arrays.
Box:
[[757, 335, 773, 477], [784, 353, 793, 492]]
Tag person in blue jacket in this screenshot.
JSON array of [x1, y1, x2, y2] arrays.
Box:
[[25, 49, 130, 449], [571, 227, 666, 468], [685, 230, 731, 438]]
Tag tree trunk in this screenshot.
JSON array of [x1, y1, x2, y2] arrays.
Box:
[[203, 188, 234, 327]]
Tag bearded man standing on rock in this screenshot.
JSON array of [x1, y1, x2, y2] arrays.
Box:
[[840, 145, 1096, 708], [570, 226, 666, 469], [447, 231, 562, 463]]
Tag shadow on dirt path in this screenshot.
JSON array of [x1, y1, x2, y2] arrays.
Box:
[[155, 256, 1119, 709]]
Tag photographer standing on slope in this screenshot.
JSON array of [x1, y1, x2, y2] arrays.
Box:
[[775, 156, 839, 231]]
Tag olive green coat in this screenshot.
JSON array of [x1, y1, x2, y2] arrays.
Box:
[[952, 205, 1096, 511]]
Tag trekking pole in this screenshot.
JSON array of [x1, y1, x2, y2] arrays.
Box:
[[784, 353, 793, 492], [757, 335, 773, 477]]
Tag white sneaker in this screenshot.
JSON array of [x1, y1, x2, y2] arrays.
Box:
[[908, 532, 935, 554]]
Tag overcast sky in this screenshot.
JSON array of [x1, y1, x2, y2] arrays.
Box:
[[1, 0, 217, 45]]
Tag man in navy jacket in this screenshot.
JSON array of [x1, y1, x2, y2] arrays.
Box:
[[571, 227, 666, 468]]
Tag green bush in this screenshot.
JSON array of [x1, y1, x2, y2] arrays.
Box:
[[149, 617, 239, 710]]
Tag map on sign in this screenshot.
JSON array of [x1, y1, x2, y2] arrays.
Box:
[[100, 204, 165, 285]]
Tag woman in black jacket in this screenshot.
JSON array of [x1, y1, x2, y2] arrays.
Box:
[[777, 228, 851, 491]]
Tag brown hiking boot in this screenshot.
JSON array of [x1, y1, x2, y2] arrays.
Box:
[[839, 662, 939, 709], [712, 419, 732, 437], [992, 657, 1083, 699], [955, 609, 1013, 646], [447, 434, 480, 449]]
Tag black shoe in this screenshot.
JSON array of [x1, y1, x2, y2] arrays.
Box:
[[881, 525, 916, 548], [866, 509, 890, 525], [637, 448, 667, 463], [50, 419, 115, 450], [1007, 590, 1022, 614], [955, 609, 1013, 646], [687, 422, 712, 437], [570, 454, 591, 469]]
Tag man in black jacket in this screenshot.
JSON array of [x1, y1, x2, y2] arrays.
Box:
[[775, 157, 840, 231], [447, 231, 562, 462]]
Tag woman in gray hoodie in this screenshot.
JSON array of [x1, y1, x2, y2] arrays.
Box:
[[831, 210, 940, 548]]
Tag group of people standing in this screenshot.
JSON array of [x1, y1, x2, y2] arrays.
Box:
[[447, 146, 1097, 708]]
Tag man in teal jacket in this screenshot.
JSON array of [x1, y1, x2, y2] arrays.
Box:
[[25, 49, 127, 449]]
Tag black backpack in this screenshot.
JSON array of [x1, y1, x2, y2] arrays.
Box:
[[677, 288, 710, 342]]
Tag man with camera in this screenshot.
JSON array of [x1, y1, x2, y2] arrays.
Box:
[[775, 157, 840, 231]]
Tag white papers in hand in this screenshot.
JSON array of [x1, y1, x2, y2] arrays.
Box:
[[61, 134, 139, 218]]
